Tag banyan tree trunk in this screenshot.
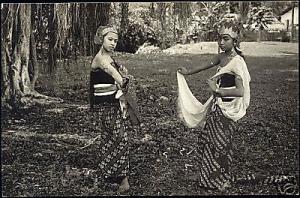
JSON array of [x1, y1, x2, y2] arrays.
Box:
[[47, 4, 58, 91], [8, 4, 32, 105], [1, 4, 60, 109], [117, 3, 129, 51], [29, 30, 39, 89], [1, 4, 14, 105]]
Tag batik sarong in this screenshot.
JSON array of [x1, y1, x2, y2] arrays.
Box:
[[198, 100, 236, 190], [92, 103, 130, 182]]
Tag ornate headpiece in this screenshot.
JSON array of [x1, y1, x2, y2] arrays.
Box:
[[94, 26, 118, 45], [217, 14, 241, 39], [219, 26, 239, 39]]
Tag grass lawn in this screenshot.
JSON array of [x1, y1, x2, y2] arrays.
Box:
[[1, 49, 299, 196]]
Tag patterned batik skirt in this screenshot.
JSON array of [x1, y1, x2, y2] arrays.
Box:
[[92, 102, 130, 182], [198, 101, 237, 190]]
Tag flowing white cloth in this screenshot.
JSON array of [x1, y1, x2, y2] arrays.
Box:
[[177, 55, 251, 128], [177, 72, 213, 128], [115, 89, 128, 119]]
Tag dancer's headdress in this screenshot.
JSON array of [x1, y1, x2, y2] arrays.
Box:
[[217, 13, 241, 39], [94, 26, 118, 45]]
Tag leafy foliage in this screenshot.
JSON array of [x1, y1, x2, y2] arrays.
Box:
[[117, 17, 158, 53], [26, 2, 291, 58], [185, 2, 231, 42], [246, 5, 276, 31]]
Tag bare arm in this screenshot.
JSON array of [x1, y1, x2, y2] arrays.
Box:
[[179, 54, 220, 75], [92, 56, 124, 86], [187, 62, 215, 75]]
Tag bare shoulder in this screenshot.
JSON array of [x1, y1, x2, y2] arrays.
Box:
[[211, 53, 221, 65], [92, 53, 113, 69], [91, 54, 101, 69], [99, 55, 113, 67]]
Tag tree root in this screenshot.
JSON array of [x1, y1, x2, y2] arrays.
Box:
[[20, 90, 64, 107], [28, 90, 63, 101]]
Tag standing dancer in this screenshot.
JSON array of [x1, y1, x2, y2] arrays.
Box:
[[178, 16, 251, 190], [90, 25, 140, 193]]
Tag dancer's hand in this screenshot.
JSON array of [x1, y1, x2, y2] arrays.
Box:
[[207, 78, 219, 96], [177, 67, 189, 75]]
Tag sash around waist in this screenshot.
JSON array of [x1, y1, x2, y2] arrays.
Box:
[[93, 83, 118, 96], [218, 86, 236, 101]]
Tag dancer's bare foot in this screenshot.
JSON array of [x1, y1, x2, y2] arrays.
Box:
[[117, 176, 130, 193], [217, 180, 231, 192]]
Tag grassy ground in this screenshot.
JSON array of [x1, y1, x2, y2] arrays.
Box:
[[1, 45, 299, 196]]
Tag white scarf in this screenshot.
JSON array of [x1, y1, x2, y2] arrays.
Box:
[[177, 55, 251, 129]]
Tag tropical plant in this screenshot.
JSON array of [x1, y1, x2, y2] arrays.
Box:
[[194, 2, 230, 41], [246, 4, 276, 42]]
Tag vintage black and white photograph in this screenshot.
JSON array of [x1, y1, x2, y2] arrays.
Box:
[[1, 1, 299, 196]]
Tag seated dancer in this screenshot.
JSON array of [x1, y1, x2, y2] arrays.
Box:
[[90, 25, 140, 193]]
